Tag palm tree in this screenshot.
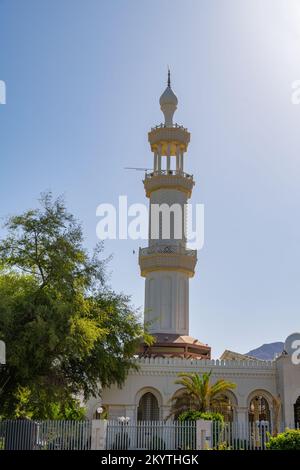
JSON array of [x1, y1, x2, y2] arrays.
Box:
[[169, 371, 236, 418]]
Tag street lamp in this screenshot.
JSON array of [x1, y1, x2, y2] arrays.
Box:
[[96, 407, 103, 419]]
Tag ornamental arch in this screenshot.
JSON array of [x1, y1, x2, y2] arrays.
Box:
[[212, 390, 238, 422], [247, 389, 273, 423], [135, 387, 163, 421], [294, 396, 300, 427]]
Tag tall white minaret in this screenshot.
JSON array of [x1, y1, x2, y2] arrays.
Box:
[[139, 73, 210, 361]]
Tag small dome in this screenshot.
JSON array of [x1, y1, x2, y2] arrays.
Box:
[[159, 70, 178, 126], [159, 86, 178, 107]]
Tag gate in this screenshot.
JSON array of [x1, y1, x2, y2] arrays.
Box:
[[106, 420, 196, 450], [0, 420, 92, 450]]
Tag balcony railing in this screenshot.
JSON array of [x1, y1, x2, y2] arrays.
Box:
[[139, 244, 197, 257], [144, 170, 193, 179], [150, 123, 188, 132]]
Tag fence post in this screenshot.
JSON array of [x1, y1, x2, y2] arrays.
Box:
[[91, 419, 107, 450], [196, 420, 212, 450]]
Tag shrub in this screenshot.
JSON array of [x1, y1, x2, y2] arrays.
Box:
[[214, 441, 232, 450], [178, 410, 224, 422], [266, 429, 300, 450]]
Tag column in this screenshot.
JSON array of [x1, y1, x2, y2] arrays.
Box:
[[196, 420, 212, 450], [91, 420, 107, 450], [153, 151, 158, 172], [180, 151, 184, 173], [124, 405, 136, 422], [157, 145, 162, 172], [176, 146, 180, 173], [161, 405, 172, 421], [236, 407, 248, 426], [166, 144, 171, 172]]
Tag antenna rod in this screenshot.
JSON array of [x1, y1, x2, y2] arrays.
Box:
[[124, 167, 152, 171]]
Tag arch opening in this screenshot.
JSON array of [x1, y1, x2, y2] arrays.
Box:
[[294, 396, 300, 427], [248, 395, 271, 423], [212, 393, 236, 422], [137, 392, 159, 421]]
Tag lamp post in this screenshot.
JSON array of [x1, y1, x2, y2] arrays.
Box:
[[95, 407, 103, 419]]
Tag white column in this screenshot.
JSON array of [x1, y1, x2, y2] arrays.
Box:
[[153, 151, 158, 172], [180, 151, 184, 172], [124, 405, 136, 422], [196, 420, 212, 450], [91, 420, 107, 450], [161, 405, 172, 421], [166, 144, 171, 172], [236, 407, 248, 426], [176, 146, 180, 173], [157, 145, 162, 172]]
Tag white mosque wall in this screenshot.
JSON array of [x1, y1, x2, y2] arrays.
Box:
[[87, 357, 278, 424], [276, 354, 300, 426]]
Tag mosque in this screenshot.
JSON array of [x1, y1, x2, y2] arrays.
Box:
[[87, 74, 300, 429]]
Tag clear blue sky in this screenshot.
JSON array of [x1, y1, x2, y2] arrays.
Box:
[[1, 0, 300, 358]]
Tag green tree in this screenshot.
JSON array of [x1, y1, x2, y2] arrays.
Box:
[[169, 371, 236, 418], [0, 193, 151, 419]]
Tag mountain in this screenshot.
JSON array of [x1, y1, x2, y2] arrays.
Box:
[[245, 342, 284, 360]]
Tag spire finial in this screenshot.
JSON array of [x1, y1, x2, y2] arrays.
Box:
[[160, 69, 178, 126]]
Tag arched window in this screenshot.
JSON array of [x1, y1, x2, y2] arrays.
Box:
[[137, 392, 159, 421], [212, 394, 235, 422], [294, 396, 300, 427], [249, 396, 270, 423]]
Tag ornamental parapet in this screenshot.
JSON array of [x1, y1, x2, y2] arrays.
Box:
[[148, 124, 190, 154], [134, 356, 276, 370], [143, 171, 194, 197], [139, 244, 197, 277]]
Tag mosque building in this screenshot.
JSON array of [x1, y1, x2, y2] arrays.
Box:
[[87, 74, 300, 429]]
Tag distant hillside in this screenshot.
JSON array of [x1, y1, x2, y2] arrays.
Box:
[[245, 342, 284, 360]]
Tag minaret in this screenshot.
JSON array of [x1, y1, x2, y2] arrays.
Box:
[[139, 73, 210, 359]]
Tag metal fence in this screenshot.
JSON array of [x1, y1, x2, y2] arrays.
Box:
[[106, 420, 196, 450], [211, 421, 300, 450], [0, 419, 299, 450], [0, 420, 92, 450], [212, 421, 270, 450]]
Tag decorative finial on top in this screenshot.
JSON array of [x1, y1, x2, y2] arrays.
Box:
[[159, 71, 178, 127]]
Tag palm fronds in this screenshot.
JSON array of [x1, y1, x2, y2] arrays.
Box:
[[169, 370, 236, 419]]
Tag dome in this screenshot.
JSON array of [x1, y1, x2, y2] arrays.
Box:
[[159, 85, 178, 107], [159, 70, 178, 126]]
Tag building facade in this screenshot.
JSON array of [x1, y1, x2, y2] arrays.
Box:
[[87, 76, 300, 428]]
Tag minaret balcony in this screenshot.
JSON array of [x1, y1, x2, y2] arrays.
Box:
[[139, 244, 197, 277], [143, 170, 194, 197], [148, 123, 190, 154]]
